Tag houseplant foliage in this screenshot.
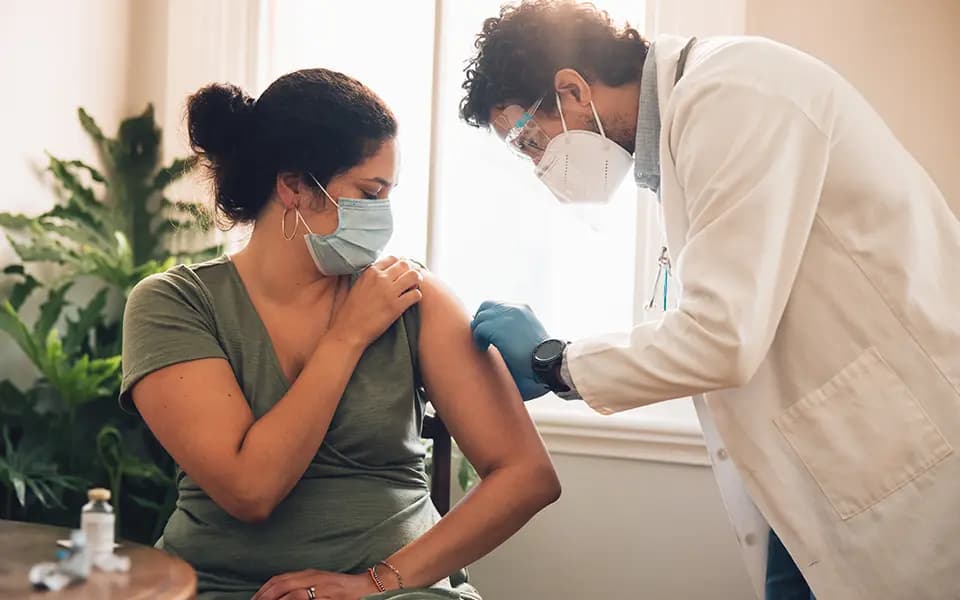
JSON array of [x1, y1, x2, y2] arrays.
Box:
[[0, 105, 217, 542]]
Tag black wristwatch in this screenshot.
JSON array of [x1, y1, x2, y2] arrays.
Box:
[[531, 339, 571, 394]]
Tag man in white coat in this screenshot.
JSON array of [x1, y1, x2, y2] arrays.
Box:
[[460, 2, 960, 599]]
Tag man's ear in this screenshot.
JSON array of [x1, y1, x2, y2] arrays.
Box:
[[553, 68, 592, 106]]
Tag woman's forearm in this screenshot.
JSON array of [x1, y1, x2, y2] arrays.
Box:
[[383, 461, 561, 589], [230, 331, 366, 520]]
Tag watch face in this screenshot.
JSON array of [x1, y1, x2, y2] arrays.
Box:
[[535, 339, 566, 363]]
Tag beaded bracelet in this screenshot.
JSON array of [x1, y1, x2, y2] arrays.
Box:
[[368, 567, 386, 592], [377, 560, 405, 590]]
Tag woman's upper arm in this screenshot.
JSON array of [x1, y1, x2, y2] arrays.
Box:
[[122, 274, 257, 518], [132, 359, 259, 516], [417, 273, 551, 476]]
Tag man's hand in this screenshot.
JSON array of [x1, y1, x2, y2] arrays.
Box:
[[470, 301, 551, 401]]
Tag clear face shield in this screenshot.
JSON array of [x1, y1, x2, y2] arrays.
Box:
[[493, 97, 552, 163]]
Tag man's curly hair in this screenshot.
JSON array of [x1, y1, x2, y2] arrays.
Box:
[[460, 0, 650, 128]]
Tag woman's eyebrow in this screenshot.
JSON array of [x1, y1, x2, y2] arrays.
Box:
[[362, 177, 393, 187]]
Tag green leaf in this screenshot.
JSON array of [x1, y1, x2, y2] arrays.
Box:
[[47, 200, 109, 234], [11, 475, 26, 507], [40, 221, 103, 252], [63, 288, 109, 354], [89, 355, 121, 379], [114, 231, 132, 261], [60, 159, 105, 183], [9, 236, 69, 265], [120, 454, 171, 484], [153, 157, 196, 190], [97, 425, 123, 473], [48, 155, 97, 208], [44, 328, 64, 382], [25, 477, 49, 506], [0, 427, 79, 509], [34, 283, 72, 341], [1, 427, 12, 455], [173, 200, 213, 232], [4, 266, 40, 311], [0, 301, 42, 366], [128, 493, 165, 511], [78, 107, 106, 142], [0, 213, 34, 230], [82, 355, 121, 399], [46, 349, 120, 407], [97, 425, 172, 489], [457, 455, 480, 492]]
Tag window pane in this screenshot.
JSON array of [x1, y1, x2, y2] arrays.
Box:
[[434, 0, 696, 424], [432, 0, 645, 340]]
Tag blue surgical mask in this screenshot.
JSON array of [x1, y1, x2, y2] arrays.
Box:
[[295, 174, 393, 276]]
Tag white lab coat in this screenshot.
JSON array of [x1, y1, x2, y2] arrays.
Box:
[[566, 35, 960, 599]]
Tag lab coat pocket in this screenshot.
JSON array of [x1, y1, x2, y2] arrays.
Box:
[[774, 347, 953, 520]]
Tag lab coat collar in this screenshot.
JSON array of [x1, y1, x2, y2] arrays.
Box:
[[653, 35, 696, 111]]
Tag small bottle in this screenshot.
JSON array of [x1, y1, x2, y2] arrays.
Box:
[[81, 488, 115, 564]]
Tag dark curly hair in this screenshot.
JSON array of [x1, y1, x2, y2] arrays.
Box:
[[460, 0, 649, 128], [187, 69, 397, 225]]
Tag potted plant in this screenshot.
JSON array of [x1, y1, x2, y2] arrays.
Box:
[[0, 105, 217, 542]]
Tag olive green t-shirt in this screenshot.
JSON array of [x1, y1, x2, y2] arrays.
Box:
[[120, 256, 479, 600]]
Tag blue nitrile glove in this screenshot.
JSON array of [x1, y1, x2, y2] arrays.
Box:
[[471, 301, 551, 401]]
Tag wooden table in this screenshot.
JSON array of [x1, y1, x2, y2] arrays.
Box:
[[0, 519, 196, 599]]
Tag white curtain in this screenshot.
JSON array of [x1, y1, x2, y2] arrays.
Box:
[[648, 0, 746, 36]]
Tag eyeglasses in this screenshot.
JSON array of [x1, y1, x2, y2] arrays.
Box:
[[494, 96, 552, 162]]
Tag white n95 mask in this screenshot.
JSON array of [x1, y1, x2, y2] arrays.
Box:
[[535, 94, 633, 204]]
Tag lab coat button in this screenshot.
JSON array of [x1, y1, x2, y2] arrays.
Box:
[[716, 448, 728, 461], [743, 533, 758, 546]]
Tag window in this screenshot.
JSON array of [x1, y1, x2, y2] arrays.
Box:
[[259, 0, 698, 430]]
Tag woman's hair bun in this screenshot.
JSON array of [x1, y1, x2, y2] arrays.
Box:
[[186, 82, 255, 159]]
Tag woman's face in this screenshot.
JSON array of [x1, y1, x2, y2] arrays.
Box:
[[300, 137, 399, 236]]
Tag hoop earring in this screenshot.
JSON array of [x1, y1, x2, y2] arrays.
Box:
[[281, 207, 299, 241]]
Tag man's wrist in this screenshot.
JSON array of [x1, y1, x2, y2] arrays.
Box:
[[557, 346, 582, 400], [532, 339, 581, 398]]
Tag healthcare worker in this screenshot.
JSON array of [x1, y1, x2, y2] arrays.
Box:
[[458, 2, 960, 599]]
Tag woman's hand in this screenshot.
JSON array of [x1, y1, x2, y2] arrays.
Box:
[[328, 255, 423, 348], [252, 570, 380, 600]]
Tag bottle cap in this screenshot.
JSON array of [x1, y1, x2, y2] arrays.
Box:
[[87, 488, 111, 502]]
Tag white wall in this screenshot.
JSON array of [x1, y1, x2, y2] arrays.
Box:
[[746, 0, 960, 214], [126, 0, 169, 120], [0, 0, 131, 387], [0, 0, 131, 242], [466, 453, 754, 599]]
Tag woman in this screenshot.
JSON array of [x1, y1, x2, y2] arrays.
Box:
[[120, 68, 561, 600]]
